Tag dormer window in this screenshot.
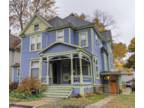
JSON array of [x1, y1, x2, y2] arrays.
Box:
[[56, 29, 64, 42], [79, 31, 88, 47], [34, 24, 39, 32]]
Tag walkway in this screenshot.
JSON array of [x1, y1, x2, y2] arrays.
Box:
[[10, 98, 58, 108], [85, 96, 115, 108]]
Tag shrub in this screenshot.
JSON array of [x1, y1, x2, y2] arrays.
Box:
[[63, 105, 85, 108], [17, 77, 42, 96], [9, 82, 19, 92]]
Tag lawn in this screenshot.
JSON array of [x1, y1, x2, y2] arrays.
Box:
[[102, 93, 135, 108], [37, 94, 106, 108]]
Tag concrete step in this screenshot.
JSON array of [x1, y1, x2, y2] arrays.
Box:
[[44, 85, 72, 99]]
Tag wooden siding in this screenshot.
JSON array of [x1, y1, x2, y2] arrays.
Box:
[[25, 17, 47, 35]]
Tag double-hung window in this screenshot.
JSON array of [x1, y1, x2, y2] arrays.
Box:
[[30, 34, 42, 51], [56, 29, 64, 42], [31, 37, 36, 51], [37, 35, 41, 50], [31, 60, 39, 78], [80, 31, 88, 47]]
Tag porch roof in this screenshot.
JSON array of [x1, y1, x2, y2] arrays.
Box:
[[100, 71, 130, 76], [39, 42, 80, 54]]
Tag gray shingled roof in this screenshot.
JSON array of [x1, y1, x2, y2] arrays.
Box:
[[64, 13, 92, 27], [48, 16, 71, 27], [46, 13, 92, 28]]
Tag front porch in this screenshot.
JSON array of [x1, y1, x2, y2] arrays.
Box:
[[40, 52, 93, 85]]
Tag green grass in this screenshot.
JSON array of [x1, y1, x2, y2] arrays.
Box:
[[102, 93, 135, 108], [37, 94, 106, 108]]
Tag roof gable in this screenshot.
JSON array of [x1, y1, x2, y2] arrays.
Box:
[[48, 16, 70, 27], [20, 14, 52, 36], [40, 42, 79, 54]]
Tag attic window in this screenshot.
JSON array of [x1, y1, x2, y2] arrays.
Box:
[[34, 24, 39, 32]]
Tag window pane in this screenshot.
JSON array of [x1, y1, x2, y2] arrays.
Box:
[[31, 44, 35, 50], [31, 61, 39, 68], [31, 37, 35, 44], [81, 40, 86, 46], [80, 32, 87, 47], [34, 24, 39, 32], [57, 30, 64, 41], [31, 68, 39, 78], [36, 35, 41, 50], [37, 43, 41, 50], [81, 34, 86, 40], [37, 35, 41, 43]]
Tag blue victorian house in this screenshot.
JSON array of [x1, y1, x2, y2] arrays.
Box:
[[17, 13, 120, 98]]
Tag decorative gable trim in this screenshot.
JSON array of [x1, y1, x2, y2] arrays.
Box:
[[39, 42, 80, 54], [19, 14, 52, 36]]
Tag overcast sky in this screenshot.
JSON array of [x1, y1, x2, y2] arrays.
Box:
[[55, 0, 135, 45]]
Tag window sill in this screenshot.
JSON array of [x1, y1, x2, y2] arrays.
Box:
[[29, 49, 42, 52]]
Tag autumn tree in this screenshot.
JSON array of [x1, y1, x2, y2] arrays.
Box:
[[113, 42, 127, 60], [92, 9, 116, 32], [112, 42, 127, 71], [125, 37, 135, 69], [9, 0, 56, 34]]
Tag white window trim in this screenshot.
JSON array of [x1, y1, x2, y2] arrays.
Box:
[[56, 29, 64, 42], [29, 59, 40, 78], [34, 24, 39, 32], [29, 34, 42, 52], [79, 31, 88, 47]]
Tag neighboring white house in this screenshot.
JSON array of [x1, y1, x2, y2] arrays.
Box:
[[9, 33, 21, 83]]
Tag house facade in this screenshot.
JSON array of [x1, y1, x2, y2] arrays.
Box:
[[17, 13, 120, 97], [9, 33, 21, 83]]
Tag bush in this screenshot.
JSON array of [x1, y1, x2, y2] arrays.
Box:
[[63, 105, 85, 108], [10, 90, 44, 100], [9, 82, 19, 92], [17, 77, 42, 96]]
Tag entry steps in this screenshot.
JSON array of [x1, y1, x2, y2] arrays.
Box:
[[44, 85, 73, 98]]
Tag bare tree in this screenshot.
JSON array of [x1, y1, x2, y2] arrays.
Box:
[[9, 0, 56, 34], [93, 9, 116, 32]]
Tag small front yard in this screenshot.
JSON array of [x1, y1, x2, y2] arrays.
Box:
[[37, 94, 106, 108], [102, 93, 135, 108]]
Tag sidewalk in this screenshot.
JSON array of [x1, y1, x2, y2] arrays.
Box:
[[85, 96, 114, 108], [10, 98, 58, 108]]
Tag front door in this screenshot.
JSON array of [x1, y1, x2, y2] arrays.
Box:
[[62, 60, 71, 84], [110, 80, 118, 94], [53, 63, 57, 84]]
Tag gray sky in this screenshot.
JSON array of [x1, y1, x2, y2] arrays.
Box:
[[55, 0, 135, 45]]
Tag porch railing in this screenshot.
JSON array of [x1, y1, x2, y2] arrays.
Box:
[[74, 75, 92, 84]]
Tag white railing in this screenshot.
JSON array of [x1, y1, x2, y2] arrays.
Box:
[[73, 75, 92, 84]]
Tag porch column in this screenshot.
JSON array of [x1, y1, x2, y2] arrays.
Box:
[[90, 60, 93, 83], [39, 57, 43, 81], [79, 53, 83, 84], [46, 57, 49, 84], [70, 54, 74, 84]]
